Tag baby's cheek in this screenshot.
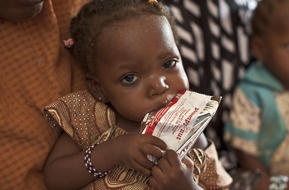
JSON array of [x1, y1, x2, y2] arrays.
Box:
[[121, 104, 146, 121]]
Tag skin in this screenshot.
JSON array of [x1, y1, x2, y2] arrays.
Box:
[[0, 0, 44, 21], [149, 150, 204, 190], [44, 14, 207, 190], [243, 2, 289, 189]]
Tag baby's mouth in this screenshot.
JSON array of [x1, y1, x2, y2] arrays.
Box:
[[166, 94, 175, 104], [141, 94, 177, 131], [151, 94, 176, 112]]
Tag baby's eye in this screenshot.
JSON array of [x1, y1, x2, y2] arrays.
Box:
[[163, 60, 177, 69], [121, 74, 138, 85]]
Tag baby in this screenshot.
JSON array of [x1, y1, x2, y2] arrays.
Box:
[[44, 0, 232, 190]]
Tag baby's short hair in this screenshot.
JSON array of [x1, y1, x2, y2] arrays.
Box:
[[70, 0, 175, 73]]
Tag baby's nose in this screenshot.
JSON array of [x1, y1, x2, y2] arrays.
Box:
[[149, 76, 169, 96]]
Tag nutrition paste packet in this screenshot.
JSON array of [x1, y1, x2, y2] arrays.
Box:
[[141, 89, 221, 160]]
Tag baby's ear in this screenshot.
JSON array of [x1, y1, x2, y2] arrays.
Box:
[[86, 73, 109, 103], [251, 36, 265, 61]]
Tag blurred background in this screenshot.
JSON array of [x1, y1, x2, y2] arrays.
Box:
[[164, 0, 260, 189]]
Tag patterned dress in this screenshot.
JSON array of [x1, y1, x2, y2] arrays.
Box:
[[225, 63, 289, 175], [44, 90, 232, 190]]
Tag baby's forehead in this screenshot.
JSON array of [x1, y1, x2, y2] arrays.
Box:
[[101, 14, 169, 32], [96, 15, 174, 50], [93, 15, 178, 68], [87, 14, 177, 73]]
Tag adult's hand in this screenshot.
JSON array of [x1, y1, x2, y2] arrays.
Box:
[[149, 150, 204, 190], [0, 0, 44, 21]]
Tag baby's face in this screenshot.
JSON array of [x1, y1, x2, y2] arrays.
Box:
[[254, 2, 289, 89], [0, 0, 44, 21], [93, 14, 189, 122]]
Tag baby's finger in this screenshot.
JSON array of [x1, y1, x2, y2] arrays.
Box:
[[151, 165, 164, 179], [157, 156, 171, 172], [136, 152, 154, 169], [142, 144, 164, 159], [164, 149, 181, 167], [151, 165, 168, 189], [131, 159, 151, 176], [144, 135, 167, 150]]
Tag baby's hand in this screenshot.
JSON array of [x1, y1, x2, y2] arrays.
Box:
[[110, 134, 167, 176], [148, 150, 203, 190]]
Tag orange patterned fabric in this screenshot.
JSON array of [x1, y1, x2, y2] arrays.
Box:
[[0, 1, 89, 189], [188, 144, 232, 190], [44, 90, 232, 190]]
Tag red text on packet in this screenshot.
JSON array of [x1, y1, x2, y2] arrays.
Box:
[[177, 129, 185, 140], [176, 107, 199, 141]]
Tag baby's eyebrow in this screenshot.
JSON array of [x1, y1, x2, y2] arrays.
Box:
[[117, 61, 141, 71], [157, 51, 179, 60]]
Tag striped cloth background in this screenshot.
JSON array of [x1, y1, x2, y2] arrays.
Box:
[[165, 0, 254, 150]]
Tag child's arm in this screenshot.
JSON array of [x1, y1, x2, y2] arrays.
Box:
[[235, 149, 267, 173], [44, 132, 166, 190], [44, 133, 96, 190], [235, 149, 271, 190], [149, 150, 204, 190]]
